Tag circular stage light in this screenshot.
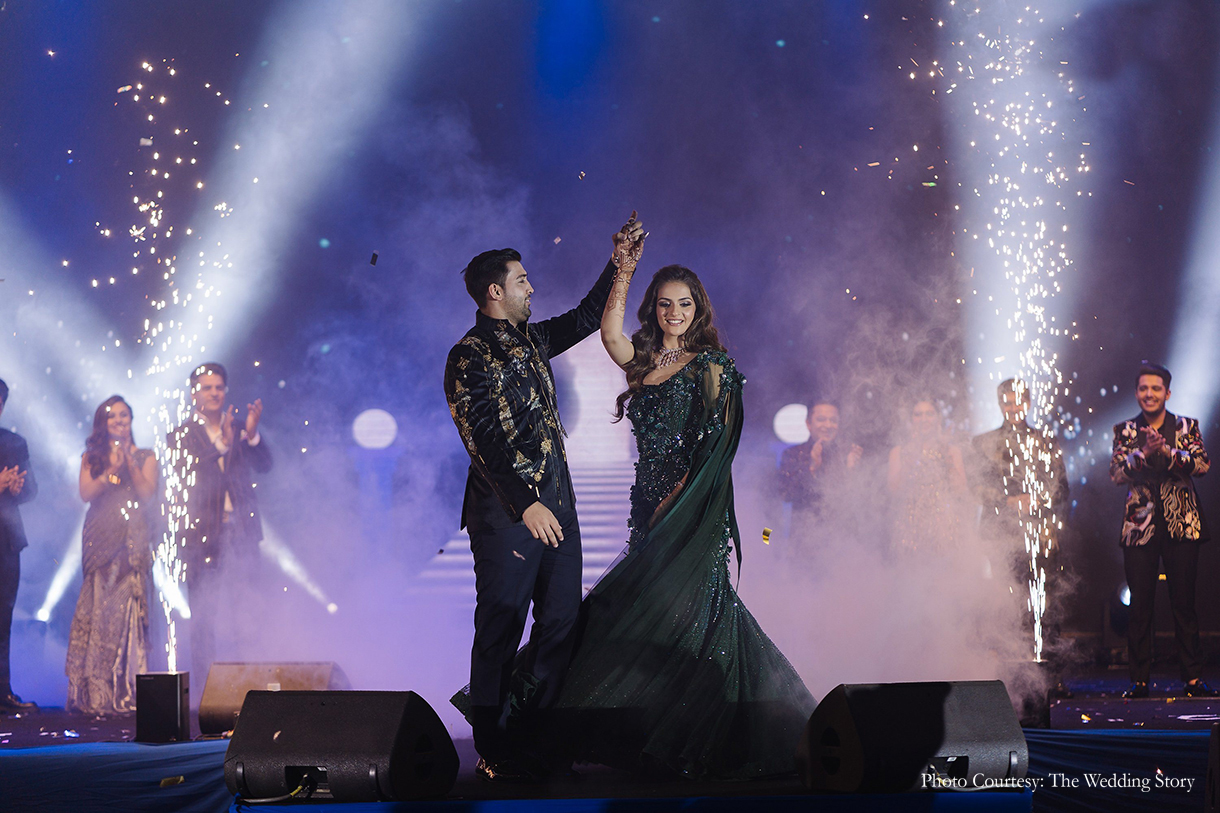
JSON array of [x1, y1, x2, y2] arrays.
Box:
[[773, 403, 810, 445], [352, 408, 398, 449]]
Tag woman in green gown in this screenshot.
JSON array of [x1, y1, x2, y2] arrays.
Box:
[[545, 255, 814, 779], [453, 245, 815, 778]]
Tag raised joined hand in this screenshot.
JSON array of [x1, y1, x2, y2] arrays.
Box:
[[611, 211, 646, 273]]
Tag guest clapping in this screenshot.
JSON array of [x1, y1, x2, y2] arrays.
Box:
[[67, 396, 157, 714]]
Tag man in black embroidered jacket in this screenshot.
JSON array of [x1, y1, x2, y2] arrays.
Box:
[[444, 213, 644, 778], [1110, 363, 1214, 699], [0, 379, 37, 713]]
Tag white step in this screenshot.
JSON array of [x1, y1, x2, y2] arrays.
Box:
[[409, 463, 637, 602]]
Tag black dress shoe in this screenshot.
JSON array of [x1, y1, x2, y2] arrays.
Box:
[[1183, 680, 1220, 698], [0, 693, 37, 712], [475, 757, 537, 783], [1122, 682, 1149, 699]]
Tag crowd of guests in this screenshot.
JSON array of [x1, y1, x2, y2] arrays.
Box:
[[775, 363, 1215, 698], [0, 363, 271, 716], [0, 358, 1211, 717], [779, 380, 1063, 559]]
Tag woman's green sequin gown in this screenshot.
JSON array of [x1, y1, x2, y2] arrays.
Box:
[[551, 351, 815, 779]]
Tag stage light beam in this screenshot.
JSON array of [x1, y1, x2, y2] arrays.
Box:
[[1166, 53, 1220, 421]]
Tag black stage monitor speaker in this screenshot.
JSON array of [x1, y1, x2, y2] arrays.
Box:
[[199, 661, 350, 735], [135, 671, 190, 743], [797, 679, 1028, 793], [224, 690, 459, 802]]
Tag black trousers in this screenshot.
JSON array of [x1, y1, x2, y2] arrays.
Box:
[[1123, 531, 1203, 684], [467, 507, 582, 762], [187, 565, 221, 689], [0, 546, 18, 694], [186, 521, 246, 688]]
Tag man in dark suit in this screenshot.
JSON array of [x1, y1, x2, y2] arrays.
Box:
[[166, 363, 271, 683], [0, 378, 37, 713], [444, 213, 644, 780], [972, 379, 1070, 693], [777, 399, 862, 521], [972, 379, 1069, 544], [1111, 362, 1215, 698]]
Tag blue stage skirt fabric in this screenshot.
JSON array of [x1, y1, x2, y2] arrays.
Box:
[[0, 739, 230, 813], [1026, 729, 1209, 812]]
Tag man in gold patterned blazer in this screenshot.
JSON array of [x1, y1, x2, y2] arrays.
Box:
[[444, 213, 645, 780], [1110, 362, 1214, 699]]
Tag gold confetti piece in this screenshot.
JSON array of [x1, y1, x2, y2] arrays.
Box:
[[553, 237, 562, 244], [578, 171, 586, 180], [159, 776, 185, 788], [513, 550, 525, 560], [761, 527, 772, 545], [867, 162, 880, 167]]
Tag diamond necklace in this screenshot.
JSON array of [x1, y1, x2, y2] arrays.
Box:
[[653, 346, 685, 368]]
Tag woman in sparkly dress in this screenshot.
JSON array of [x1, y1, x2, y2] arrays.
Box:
[[544, 245, 814, 778], [66, 396, 157, 714], [886, 397, 968, 553]]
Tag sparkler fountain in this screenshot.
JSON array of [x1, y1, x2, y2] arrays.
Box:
[[933, 2, 1091, 662]]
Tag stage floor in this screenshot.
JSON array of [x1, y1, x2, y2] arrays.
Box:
[[1048, 669, 1220, 729], [0, 727, 1033, 813], [1, 669, 1215, 813]]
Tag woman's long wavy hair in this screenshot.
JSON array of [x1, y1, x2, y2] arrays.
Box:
[[613, 265, 724, 421], [85, 395, 135, 478]]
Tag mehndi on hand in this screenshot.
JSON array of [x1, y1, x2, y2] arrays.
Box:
[[612, 211, 646, 273]]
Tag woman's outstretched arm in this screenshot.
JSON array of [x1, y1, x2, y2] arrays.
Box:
[[601, 213, 645, 367]]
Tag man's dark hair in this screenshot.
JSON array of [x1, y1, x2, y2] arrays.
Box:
[[805, 397, 840, 414], [996, 378, 1030, 403], [190, 362, 228, 387], [463, 248, 521, 309], [0, 378, 8, 406], [1137, 362, 1171, 390]]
